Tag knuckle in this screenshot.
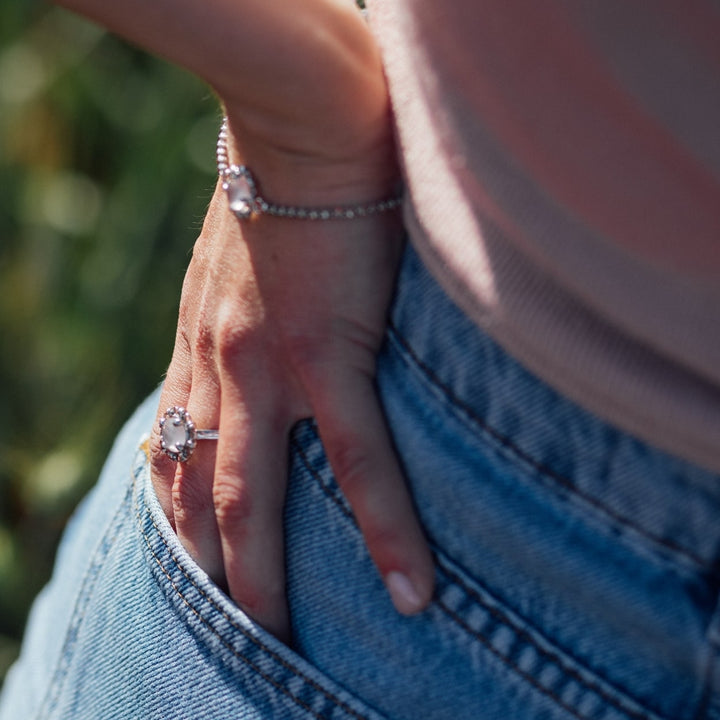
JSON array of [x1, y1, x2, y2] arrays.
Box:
[[177, 299, 215, 365], [215, 308, 259, 370], [191, 317, 215, 360], [212, 473, 253, 529], [171, 468, 214, 525], [330, 440, 374, 500]]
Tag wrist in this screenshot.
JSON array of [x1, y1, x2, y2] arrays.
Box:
[[217, 118, 402, 221], [219, 111, 401, 211]]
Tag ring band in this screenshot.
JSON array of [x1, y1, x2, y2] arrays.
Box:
[[158, 406, 218, 463]]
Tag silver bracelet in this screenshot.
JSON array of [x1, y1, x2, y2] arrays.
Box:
[[216, 117, 402, 220]]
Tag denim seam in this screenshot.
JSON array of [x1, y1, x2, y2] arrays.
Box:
[[34, 483, 134, 720], [385, 322, 709, 572], [134, 476, 377, 720], [433, 597, 652, 720], [435, 563, 661, 720], [292, 432, 664, 720]]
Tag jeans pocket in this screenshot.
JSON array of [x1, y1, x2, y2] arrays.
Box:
[[134, 441, 389, 720]]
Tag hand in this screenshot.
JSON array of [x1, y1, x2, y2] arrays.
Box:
[[151, 177, 434, 641], [147, 1, 435, 639]]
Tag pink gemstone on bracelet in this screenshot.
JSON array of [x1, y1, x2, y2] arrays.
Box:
[[222, 166, 257, 219]]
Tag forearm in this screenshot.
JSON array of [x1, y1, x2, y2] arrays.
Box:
[[53, 0, 381, 121], [55, 0, 393, 203]]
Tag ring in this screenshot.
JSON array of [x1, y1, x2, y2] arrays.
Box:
[[158, 406, 219, 462]]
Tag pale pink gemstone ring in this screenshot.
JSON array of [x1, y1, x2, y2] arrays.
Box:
[[158, 406, 219, 463]]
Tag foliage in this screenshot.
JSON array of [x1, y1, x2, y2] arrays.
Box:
[[0, 3, 219, 684]]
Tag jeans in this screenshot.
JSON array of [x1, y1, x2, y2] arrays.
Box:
[[2, 243, 720, 720]]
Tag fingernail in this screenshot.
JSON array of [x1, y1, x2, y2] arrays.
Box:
[[386, 571, 424, 615]]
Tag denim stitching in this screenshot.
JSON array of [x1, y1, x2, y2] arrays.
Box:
[[137, 520, 327, 720], [34, 483, 134, 720], [435, 562, 661, 720], [386, 322, 709, 571], [292, 431, 664, 720], [434, 595, 653, 720], [134, 475, 376, 720]]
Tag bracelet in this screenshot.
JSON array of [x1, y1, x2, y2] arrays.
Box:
[[216, 117, 403, 221]]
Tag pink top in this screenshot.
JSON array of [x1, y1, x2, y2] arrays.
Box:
[[368, 0, 720, 472]]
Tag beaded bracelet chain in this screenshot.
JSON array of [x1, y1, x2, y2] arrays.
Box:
[[216, 117, 402, 221]]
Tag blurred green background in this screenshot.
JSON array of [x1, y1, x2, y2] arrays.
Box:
[[0, 2, 220, 684]]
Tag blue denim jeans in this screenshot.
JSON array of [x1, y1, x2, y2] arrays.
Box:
[[3, 243, 720, 720]]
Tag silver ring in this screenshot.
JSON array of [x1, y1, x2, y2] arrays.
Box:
[[158, 406, 219, 462]]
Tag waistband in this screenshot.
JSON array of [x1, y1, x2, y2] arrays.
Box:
[[387, 242, 720, 576]]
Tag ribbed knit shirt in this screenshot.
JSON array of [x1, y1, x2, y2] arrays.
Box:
[[368, 0, 720, 472]]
